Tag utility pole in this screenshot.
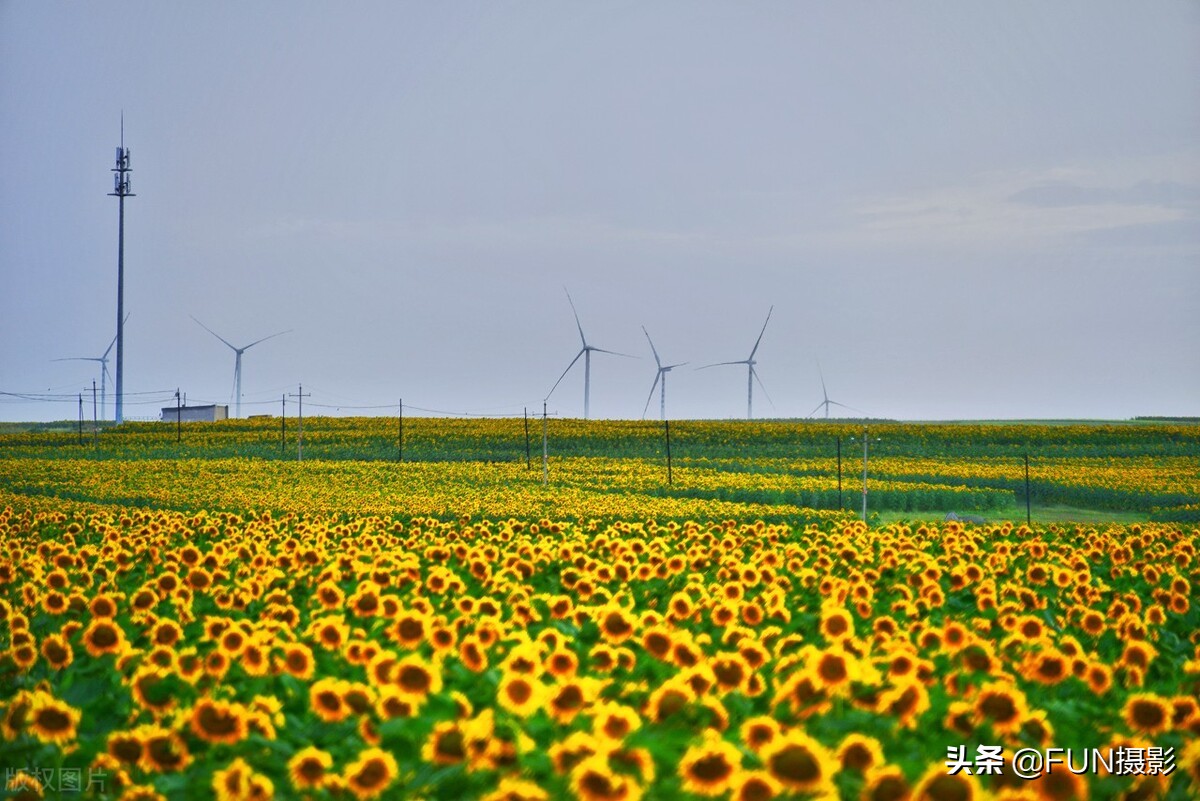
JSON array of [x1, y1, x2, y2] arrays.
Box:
[[836, 436, 843, 510], [398, 398, 403, 462], [175, 389, 181, 443], [289, 385, 310, 461], [861, 427, 869, 523], [78, 393, 83, 445], [1024, 453, 1032, 527], [92, 380, 98, 446], [542, 401, 549, 485], [524, 407, 531, 469], [108, 116, 134, 424], [850, 427, 880, 523], [281, 394, 286, 454], [664, 419, 673, 486]]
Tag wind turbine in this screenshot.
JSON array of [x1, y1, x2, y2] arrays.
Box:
[[641, 326, 687, 420], [546, 289, 632, 419], [808, 360, 860, 419], [53, 314, 128, 421], [698, 306, 774, 420], [191, 316, 291, 419]]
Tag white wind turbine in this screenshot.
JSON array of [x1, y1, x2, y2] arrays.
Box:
[[546, 289, 632, 419], [698, 306, 774, 420], [191, 316, 291, 419], [808, 360, 860, 418], [641, 326, 687, 420], [53, 314, 128, 421]]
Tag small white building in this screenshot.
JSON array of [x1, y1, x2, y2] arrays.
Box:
[[162, 404, 229, 423]]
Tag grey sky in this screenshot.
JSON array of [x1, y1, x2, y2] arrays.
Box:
[[2, 2, 1197, 422]]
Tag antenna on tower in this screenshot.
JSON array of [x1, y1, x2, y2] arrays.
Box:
[[109, 113, 135, 424]]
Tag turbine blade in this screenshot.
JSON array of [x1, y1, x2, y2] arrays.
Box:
[[103, 312, 129, 359], [590, 347, 636, 358], [243, 329, 293, 350], [642, 372, 661, 419], [817, 358, 829, 403], [696, 360, 747, 370], [748, 305, 774, 359], [807, 401, 826, 418], [546, 349, 585, 400], [641, 326, 663, 369], [564, 288, 587, 347], [191, 315, 238, 352], [663, 361, 689, 370], [52, 357, 102, 363], [751, 367, 775, 409], [829, 400, 865, 415]]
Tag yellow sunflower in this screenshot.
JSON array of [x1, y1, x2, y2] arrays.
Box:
[[836, 733, 885, 774], [287, 746, 332, 791], [678, 731, 744, 797], [343, 747, 398, 800], [973, 681, 1028, 736], [28, 692, 80, 745], [759, 729, 836, 795], [82, 618, 128, 658], [911, 762, 985, 800], [571, 754, 643, 801], [1121, 693, 1173, 736], [189, 698, 248, 745], [496, 674, 545, 718], [393, 654, 443, 701]]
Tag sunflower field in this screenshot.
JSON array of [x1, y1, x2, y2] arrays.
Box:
[[1, 419, 1198, 799]]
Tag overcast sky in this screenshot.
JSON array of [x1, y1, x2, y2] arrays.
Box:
[[2, 2, 1197, 422]]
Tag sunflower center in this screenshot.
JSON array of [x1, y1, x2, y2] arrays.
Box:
[[580, 770, 618, 798], [871, 774, 909, 801], [690, 754, 733, 784], [818, 655, 847, 683], [923, 775, 971, 801], [199, 705, 239, 736], [843, 743, 872, 771], [980, 692, 1017, 722], [436, 730, 465, 760], [91, 625, 118, 648], [35, 707, 71, 733], [657, 689, 688, 719], [1038, 658, 1065, 679], [354, 759, 388, 790], [298, 758, 325, 782], [111, 738, 142, 763], [741, 778, 775, 801], [604, 613, 632, 637], [147, 736, 187, 770], [398, 665, 431, 693], [604, 717, 631, 739], [506, 680, 533, 705], [1132, 701, 1165, 728], [555, 685, 584, 711], [771, 744, 820, 784]]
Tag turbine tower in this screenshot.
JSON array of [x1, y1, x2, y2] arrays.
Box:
[[191, 316, 291, 419], [641, 326, 687, 420], [808, 360, 859, 419], [54, 315, 128, 420], [699, 306, 774, 420], [546, 289, 631, 419]]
